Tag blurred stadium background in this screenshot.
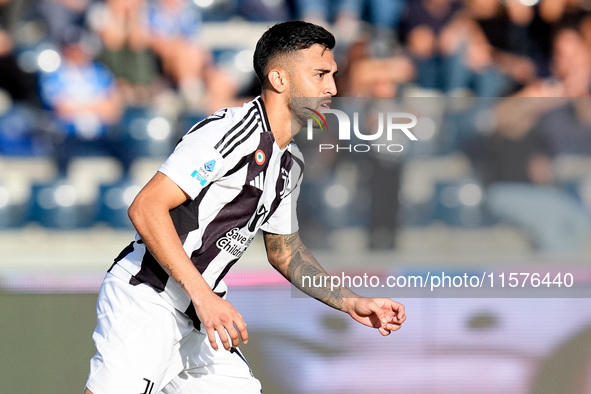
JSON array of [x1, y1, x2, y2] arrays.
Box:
[[1, 0, 591, 392]]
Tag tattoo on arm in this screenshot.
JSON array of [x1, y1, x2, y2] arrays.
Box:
[[162, 262, 186, 291], [290, 244, 344, 310], [283, 234, 295, 247], [267, 238, 282, 253], [264, 232, 344, 310]]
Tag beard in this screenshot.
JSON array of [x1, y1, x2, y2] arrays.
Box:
[[288, 88, 326, 134]]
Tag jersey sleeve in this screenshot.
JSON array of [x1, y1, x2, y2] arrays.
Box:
[[260, 179, 300, 235], [158, 126, 225, 200]]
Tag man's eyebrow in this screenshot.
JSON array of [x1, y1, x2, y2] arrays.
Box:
[[314, 68, 338, 75]]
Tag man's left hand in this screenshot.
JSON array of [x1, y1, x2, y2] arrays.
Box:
[[344, 298, 406, 336]]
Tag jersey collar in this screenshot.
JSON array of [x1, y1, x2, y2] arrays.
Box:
[[254, 96, 272, 133]]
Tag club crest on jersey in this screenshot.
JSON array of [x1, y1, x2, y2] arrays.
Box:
[[255, 150, 266, 165]]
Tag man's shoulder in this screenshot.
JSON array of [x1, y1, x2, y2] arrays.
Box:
[[185, 98, 263, 137], [177, 98, 267, 163]]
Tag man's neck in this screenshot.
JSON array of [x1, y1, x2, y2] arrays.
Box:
[[260, 90, 298, 149]]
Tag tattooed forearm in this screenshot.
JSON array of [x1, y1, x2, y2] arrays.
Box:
[[267, 238, 282, 253], [264, 232, 297, 263], [264, 231, 345, 310], [283, 233, 296, 247], [289, 245, 344, 310], [297, 260, 321, 279]]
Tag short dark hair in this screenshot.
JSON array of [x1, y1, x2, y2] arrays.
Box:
[[253, 21, 335, 85]]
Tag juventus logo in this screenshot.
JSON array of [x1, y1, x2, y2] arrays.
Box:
[[141, 378, 154, 394], [279, 168, 290, 197]]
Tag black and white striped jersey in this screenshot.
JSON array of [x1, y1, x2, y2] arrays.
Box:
[[109, 96, 304, 324]]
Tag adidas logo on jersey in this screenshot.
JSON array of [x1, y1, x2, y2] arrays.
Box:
[[249, 172, 264, 190]]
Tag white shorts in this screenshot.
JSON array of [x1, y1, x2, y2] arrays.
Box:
[[86, 273, 262, 394]]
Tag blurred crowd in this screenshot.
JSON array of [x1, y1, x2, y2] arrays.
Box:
[[0, 0, 591, 256], [0, 0, 589, 137]]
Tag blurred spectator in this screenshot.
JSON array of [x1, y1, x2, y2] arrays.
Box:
[[399, 0, 538, 97], [145, 0, 212, 109], [297, 0, 359, 40], [519, 0, 588, 77], [89, 0, 159, 105], [328, 36, 414, 249], [37, 0, 92, 46], [539, 0, 588, 25], [397, 0, 464, 94], [297, 0, 405, 43], [363, 100, 407, 249], [479, 117, 590, 254], [518, 20, 591, 99], [2, 0, 588, 246], [510, 21, 591, 160], [0, 0, 38, 104], [39, 31, 124, 175], [465, 21, 591, 255], [368, 0, 406, 31], [466, 0, 538, 93], [467, 103, 590, 255], [342, 35, 415, 97]]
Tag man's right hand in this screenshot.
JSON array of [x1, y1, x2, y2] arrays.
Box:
[[128, 172, 248, 352], [194, 292, 248, 351]]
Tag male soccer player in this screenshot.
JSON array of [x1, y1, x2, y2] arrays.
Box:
[[85, 21, 406, 394]]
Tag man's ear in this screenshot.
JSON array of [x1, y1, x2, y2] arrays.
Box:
[[267, 68, 289, 93]]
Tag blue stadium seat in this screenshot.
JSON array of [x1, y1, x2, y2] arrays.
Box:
[[29, 179, 96, 229], [96, 179, 141, 229], [0, 183, 28, 229], [212, 48, 256, 92], [399, 200, 436, 227], [0, 104, 49, 157], [114, 106, 176, 163], [433, 180, 496, 227]]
